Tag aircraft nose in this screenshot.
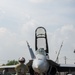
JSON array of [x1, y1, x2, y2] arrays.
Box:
[[34, 61, 41, 69], [32, 60, 42, 72], [35, 64, 39, 69], [32, 59, 49, 73], [33, 59, 41, 68]]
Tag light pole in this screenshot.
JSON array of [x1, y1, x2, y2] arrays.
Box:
[[64, 56, 67, 64]]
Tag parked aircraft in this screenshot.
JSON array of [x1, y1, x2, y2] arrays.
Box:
[[0, 65, 16, 74]]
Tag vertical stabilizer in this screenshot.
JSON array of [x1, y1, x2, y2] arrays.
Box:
[[26, 41, 36, 59]]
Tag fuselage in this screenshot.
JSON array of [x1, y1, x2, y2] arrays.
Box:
[[32, 53, 49, 73]]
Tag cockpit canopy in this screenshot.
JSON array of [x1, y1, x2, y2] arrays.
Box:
[[36, 48, 46, 56]]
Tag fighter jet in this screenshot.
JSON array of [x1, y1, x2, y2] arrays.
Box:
[[0, 27, 75, 75], [27, 27, 75, 75]]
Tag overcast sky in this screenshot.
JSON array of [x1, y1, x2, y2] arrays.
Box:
[[0, 0, 75, 65]]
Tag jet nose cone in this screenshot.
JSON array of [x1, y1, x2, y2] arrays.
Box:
[[33, 64, 40, 73], [32, 60, 41, 73], [32, 59, 49, 73], [35, 65, 39, 69]]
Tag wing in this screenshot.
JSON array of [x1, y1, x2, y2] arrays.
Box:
[[48, 60, 75, 72], [0, 65, 16, 69], [47, 60, 59, 67]]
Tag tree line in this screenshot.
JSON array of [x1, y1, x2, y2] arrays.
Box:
[[2, 60, 19, 66]]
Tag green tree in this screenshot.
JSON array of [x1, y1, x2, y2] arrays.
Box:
[[6, 60, 19, 65]]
